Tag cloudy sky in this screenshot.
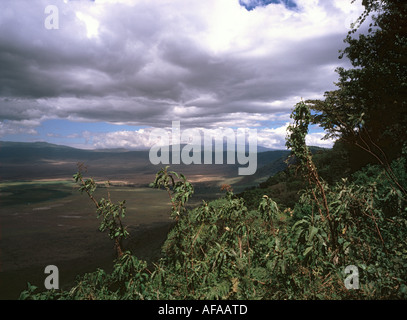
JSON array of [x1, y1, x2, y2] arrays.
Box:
[[0, 0, 365, 150]]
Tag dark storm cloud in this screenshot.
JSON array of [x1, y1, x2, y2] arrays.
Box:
[[0, 0, 359, 132], [156, 31, 347, 114]]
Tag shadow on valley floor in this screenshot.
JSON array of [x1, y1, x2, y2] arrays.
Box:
[[0, 221, 174, 300]]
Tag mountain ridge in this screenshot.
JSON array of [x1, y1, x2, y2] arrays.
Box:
[[0, 140, 327, 187]]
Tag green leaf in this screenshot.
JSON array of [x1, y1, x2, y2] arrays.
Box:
[[303, 246, 313, 257], [308, 226, 319, 242]]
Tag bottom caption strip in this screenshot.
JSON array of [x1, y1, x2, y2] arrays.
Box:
[[158, 304, 248, 317]]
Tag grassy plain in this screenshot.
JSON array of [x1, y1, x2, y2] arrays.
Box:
[[0, 175, 239, 299], [0, 179, 175, 299]]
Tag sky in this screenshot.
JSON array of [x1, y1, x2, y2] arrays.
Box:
[[0, 0, 365, 150]]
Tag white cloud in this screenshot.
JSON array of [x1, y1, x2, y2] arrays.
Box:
[[306, 131, 335, 148], [0, 119, 39, 137], [85, 128, 154, 149], [78, 120, 335, 150], [75, 11, 100, 38]]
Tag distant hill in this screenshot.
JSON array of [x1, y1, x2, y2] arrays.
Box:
[[0, 141, 314, 188], [0, 141, 150, 181], [0, 141, 94, 163]]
